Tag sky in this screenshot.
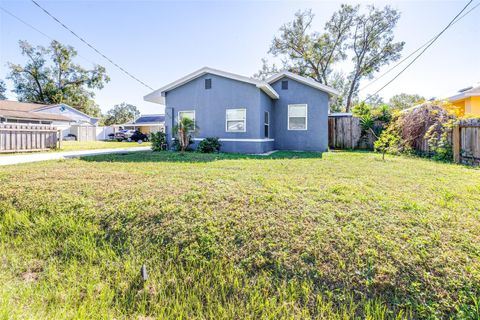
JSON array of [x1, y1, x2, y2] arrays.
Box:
[[0, 0, 479, 115]]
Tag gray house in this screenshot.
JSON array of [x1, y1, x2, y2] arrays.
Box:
[[144, 67, 338, 153]]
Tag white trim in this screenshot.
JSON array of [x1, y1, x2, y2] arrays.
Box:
[[225, 108, 246, 133], [178, 110, 196, 127], [447, 86, 480, 102], [266, 71, 340, 96], [264, 111, 269, 138], [193, 138, 274, 142], [288, 104, 308, 131], [144, 67, 279, 104]]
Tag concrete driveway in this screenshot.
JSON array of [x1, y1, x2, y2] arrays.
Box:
[[0, 146, 151, 166]]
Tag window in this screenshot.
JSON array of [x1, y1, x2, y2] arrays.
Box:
[[178, 110, 195, 125], [281, 80, 288, 90], [288, 104, 307, 130], [226, 109, 246, 132], [264, 111, 269, 138], [205, 78, 212, 89]]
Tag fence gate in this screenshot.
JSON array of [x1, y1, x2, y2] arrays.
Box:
[[0, 124, 60, 153], [453, 119, 480, 165]]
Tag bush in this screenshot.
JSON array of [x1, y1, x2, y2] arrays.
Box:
[[198, 137, 221, 153], [376, 101, 457, 161], [150, 131, 167, 151], [172, 136, 194, 152]]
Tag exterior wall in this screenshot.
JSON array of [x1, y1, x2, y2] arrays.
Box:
[[452, 97, 480, 116], [466, 97, 480, 115], [164, 73, 274, 153], [270, 77, 330, 152], [138, 125, 164, 134], [37, 104, 98, 125]]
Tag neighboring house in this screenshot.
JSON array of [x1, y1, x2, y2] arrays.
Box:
[[0, 100, 98, 139], [34, 103, 99, 126], [447, 84, 480, 116], [114, 114, 165, 134], [144, 67, 338, 153], [0, 100, 73, 125]]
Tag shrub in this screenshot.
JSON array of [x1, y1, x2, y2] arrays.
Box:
[[376, 101, 457, 161], [172, 136, 194, 152], [198, 137, 221, 153], [150, 132, 167, 151]]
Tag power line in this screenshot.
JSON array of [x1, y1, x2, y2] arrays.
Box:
[[360, 1, 480, 92], [30, 0, 154, 91], [0, 6, 96, 65], [365, 0, 474, 101]]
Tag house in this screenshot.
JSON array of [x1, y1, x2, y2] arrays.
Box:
[[0, 100, 73, 125], [447, 84, 480, 116], [0, 100, 99, 140], [144, 67, 338, 153], [113, 114, 165, 134]]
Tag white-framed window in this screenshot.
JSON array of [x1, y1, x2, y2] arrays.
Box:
[[264, 111, 269, 138], [288, 104, 307, 130], [226, 108, 246, 132], [178, 110, 195, 125]]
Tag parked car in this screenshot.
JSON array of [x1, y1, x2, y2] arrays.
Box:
[[63, 134, 77, 141], [114, 130, 135, 141], [129, 130, 149, 142]]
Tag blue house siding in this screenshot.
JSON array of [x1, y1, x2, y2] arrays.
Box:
[[164, 73, 275, 153], [270, 77, 329, 152]]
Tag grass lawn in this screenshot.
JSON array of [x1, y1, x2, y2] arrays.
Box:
[[58, 140, 151, 151], [0, 151, 479, 319]]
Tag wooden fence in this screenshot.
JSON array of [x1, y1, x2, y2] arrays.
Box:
[[328, 115, 377, 150], [453, 119, 480, 165], [0, 124, 61, 153]]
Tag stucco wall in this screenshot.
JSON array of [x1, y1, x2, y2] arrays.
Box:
[[164, 73, 274, 153], [270, 77, 330, 152]]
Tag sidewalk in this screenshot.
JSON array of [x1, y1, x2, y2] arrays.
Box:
[[0, 146, 151, 166]]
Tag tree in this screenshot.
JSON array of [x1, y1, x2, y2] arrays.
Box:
[[344, 6, 404, 111], [173, 117, 197, 153], [7, 40, 109, 117], [0, 80, 7, 100], [103, 102, 140, 126], [258, 5, 405, 112], [389, 93, 425, 110]]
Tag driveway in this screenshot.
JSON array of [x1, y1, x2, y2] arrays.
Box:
[[0, 146, 151, 166]]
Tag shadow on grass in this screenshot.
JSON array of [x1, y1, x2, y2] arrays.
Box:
[[79, 150, 323, 163]]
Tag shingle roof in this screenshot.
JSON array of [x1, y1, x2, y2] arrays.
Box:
[[144, 67, 279, 104], [134, 114, 165, 124], [0, 100, 72, 122]]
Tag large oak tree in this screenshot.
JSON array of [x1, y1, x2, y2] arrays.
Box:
[[7, 40, 109, 117], [258, 5, 405, 112]]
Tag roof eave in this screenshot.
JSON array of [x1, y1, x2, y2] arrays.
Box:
[[266, 72, 340, 96]]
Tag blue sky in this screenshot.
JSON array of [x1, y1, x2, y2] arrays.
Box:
[[1, 0, 479, 114]]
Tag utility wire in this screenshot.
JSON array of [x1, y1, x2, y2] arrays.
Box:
[[359, 1, 480, 92], [30, 0, 154, 90], [365, 0, 474, 101], [0, 6, 96, 65]]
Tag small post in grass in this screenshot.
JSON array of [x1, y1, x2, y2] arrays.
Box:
[[141, 264, 148, 281]]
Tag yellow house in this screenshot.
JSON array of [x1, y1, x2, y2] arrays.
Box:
[[447, 84, 480, 117]]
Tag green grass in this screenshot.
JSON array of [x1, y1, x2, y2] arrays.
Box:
[[58, 140, 151, 151], [0, 151, 479, 319]]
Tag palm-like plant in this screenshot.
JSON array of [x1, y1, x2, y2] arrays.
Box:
[[173, 117, 197, 152]]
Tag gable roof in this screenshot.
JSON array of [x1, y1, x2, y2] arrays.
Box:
[[134, 114, 165, 124], [35, 103, 99, 120], [447, 84, 480, 102], [144, 67, 279, 104], [0, 100, 72, 122], [266, 71, 340, 96]]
